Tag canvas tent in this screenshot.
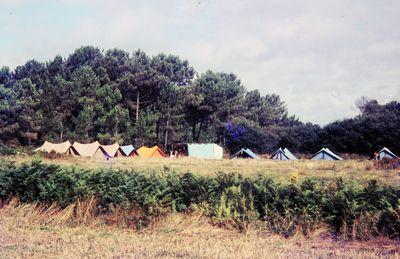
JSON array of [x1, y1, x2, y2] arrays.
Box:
[[231, 148, 259, 159], [120, 145, 138, 157], [71, 141, 101, 158], [271, 147, 298, 160], [35, 141, 71, 154], [375, 147, 399, 160], [187, 143, 223, 159], [137, 146, 165, 158], [101, 143, 123, 157], [310, 148, 343, 161]]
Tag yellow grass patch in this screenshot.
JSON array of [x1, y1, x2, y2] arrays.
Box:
[[2, 155, 400, 185], [1, 201, 399, 258]]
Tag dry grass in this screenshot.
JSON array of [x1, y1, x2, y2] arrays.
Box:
[[1, 202, 399, 258], [2, 156, 399, 257], [2, 155, 400, 184]]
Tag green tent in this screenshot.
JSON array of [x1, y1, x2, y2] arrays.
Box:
[[187, 143, 223, 159]]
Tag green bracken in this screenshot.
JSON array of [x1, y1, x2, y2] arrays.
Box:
[[0, 160, 399, 239]]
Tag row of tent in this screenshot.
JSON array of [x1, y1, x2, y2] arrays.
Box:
[[231, 147, 399, 161], [35, 141, 165, 158], [35, 140, 399, 161], [35, 141, 224, 159]]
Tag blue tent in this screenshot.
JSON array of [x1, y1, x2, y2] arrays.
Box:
[[187, 143, 223, 159], [231, 148, 260, 159], [310, 148, 343, 161], [271, 147, 297, 160], [120, 145, 138, 156], [375, 147, 399, 160]]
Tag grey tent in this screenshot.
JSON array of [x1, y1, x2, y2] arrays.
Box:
[[375, 147, 399, 160], [310, 148, 343, 161], [271, 147, 298, 160], [231, 148, 260, 159]]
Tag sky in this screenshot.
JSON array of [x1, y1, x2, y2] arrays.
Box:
[[1, 0, 400, 125]]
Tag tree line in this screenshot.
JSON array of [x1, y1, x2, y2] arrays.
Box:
[[0, 46, 399, 155]]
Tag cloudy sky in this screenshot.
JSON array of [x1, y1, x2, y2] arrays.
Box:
[[1, 0, 399, 124]]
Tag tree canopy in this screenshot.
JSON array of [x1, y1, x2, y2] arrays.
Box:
[[0, 46, 399, 155]]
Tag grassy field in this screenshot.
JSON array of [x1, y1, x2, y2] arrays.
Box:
[[2, 154, 400, 185], [1, 202, 399, 258], [1, 156, 400, 257]]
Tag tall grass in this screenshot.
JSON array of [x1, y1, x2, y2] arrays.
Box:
[[5, 155, 400, 186], [1, 160, 399, 239]]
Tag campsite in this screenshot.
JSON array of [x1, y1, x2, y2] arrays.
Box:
[[1, 101, 400, 259], [1, 152, 400, 257], [2, 1, 400, 257]]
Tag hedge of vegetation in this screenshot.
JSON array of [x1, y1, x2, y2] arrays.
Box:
[[1, 160, 399, 239]]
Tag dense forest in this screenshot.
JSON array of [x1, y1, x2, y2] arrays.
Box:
[[0, 46, 399, 155]]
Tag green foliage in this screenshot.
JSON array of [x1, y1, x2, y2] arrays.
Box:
[[1, 47, 399, 155], [321, 99, 400, 155], [0, 145, 18, 155], [1, 161, 399, 239]]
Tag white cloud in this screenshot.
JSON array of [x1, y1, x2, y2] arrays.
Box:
[[1, 0, 400, 124]]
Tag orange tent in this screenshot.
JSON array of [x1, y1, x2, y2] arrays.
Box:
[[137, 146, 165, 158]]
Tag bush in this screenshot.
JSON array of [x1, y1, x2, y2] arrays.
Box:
[[0, 161, 399, 239], [0, 145, 18, 155]]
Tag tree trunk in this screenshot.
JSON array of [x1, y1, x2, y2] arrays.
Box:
[[135, 91, 139, 122], [192, 122, 196, 142], [155, 120, 159, 142], [196, 120, 203, 142], [164, 120, 169, 151]]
